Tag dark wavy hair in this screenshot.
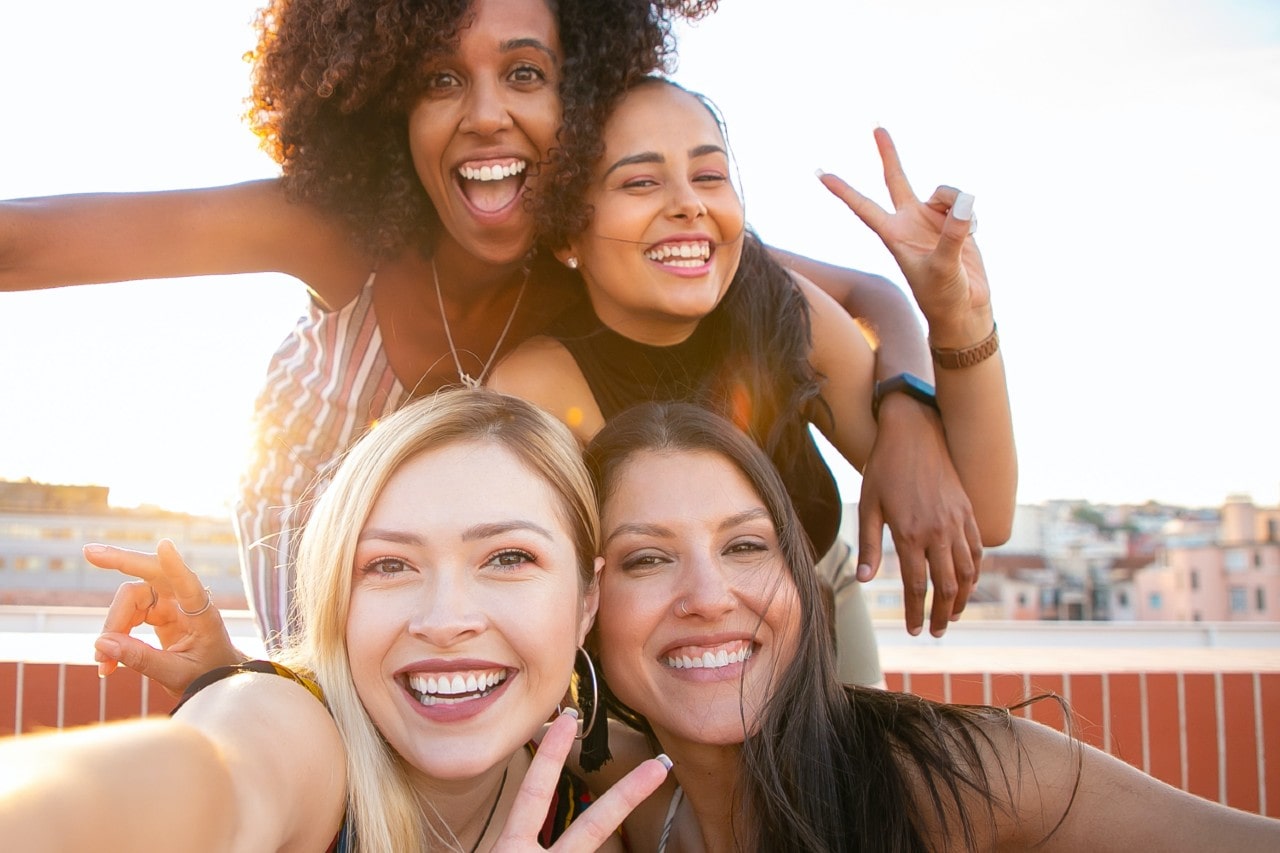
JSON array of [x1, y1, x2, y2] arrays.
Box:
[[246, 0, 718, 258], [585, 403, 1063, 851]]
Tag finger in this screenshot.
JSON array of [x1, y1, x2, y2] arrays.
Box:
[[550, 758, 670, 851], [930, 190, 976, 267], [874, 127, 919, 210], [815, 170, 891, 236], [855, 499, 883, 582], [84, 543, 164, 585], [926, 544, 958, 638], [897, 543, 928, 636], [94, 633, 192, 698], [99, 582, 156, 652], [155, 539, 216, 617], [950, 535, 977, 619], [499, 711, 580, 842], [922, 185, 961, 215]]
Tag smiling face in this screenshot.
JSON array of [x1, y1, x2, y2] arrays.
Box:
[[407, 0, 563, 267], [565, 81, 747, 345], [596, 449, 800, 748], [346, 439, 594, 781]]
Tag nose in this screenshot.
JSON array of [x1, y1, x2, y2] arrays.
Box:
[[459, 78, 514, 137], [666, 177, 707, 222], [675, 549, 736, 619], [407, 571, 486, 647]]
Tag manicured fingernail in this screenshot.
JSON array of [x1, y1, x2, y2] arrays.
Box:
[[952, 192, 975, 221], [83, 544, 107, 555], [655, 753, 674, 770], [909, 625, 922, 636], [856, 563, 873, 581], [95, 638, 120, 658], [814, 168, 827, 179], [561, 706, 579, 720]]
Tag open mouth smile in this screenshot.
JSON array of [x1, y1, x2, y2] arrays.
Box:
[[404, 668, 508, 707], [644, 240, 713, 269], [455, 158, 528, 214], [662, 639, 754, 671]]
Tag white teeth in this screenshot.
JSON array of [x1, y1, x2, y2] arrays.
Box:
[[406, 669, 507, 704], [644, 241, 711, 266], [458, 161, 528, 181], [664, 644, 752, 670]]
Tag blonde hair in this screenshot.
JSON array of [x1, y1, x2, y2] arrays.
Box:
[[279, 389, 599, 851]]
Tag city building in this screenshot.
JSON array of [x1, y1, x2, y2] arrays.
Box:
[[0, 479, 246, 608]]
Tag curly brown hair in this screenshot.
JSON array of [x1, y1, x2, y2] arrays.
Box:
[[247, 0, 718, 259]]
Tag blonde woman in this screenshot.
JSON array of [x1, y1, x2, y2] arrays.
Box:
[[0, 391, 669, 852]]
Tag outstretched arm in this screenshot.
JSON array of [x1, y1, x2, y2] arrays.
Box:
[[0, 669, 347, 852], [0, 180, 368, 307], [968, 716, 1280, 851]]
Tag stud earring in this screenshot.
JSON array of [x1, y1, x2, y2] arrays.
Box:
[[565, 257, 579, 270]]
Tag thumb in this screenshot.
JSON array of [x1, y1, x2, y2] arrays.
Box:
[[856, 500, 884, 582], [933, 190, 975, 262], [98, 632, 187, 697]]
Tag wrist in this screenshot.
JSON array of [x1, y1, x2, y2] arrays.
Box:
[[925, 306, 995, 351]]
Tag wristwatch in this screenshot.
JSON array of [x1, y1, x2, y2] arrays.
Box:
[[871, 372, 939, 420]]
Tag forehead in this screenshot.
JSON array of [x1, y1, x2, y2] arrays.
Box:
[[605, 449, 763, 524], [456, 0, 560, 53], [603, 84, 726, 153], [365, 440, 566, 532]]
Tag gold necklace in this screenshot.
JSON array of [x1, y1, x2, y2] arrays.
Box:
[[432, 258, 529, 390]]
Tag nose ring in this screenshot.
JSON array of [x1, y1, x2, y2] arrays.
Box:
[[678, 599, 690, 617]]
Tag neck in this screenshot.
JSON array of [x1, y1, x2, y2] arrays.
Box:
[[430, 236, 528, 305], [657, 733, 748, 853], [406, 755, 517, 853]]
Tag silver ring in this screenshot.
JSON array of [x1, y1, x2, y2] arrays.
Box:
[[678, 599, 690, 617], [177, 586, 213, 617]]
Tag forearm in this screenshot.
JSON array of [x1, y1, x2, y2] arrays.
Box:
[[931, 312, 1017, 545], [0, 720, 238, 852], [767, 246, 931, 381]]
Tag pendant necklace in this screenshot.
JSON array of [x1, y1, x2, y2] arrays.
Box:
[[432, 258, 529, 390]]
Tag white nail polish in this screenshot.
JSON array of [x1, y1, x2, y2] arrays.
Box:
[[814, 168, 826, 179], [656, 753, 674, 770], [952, 192, 975, 221]]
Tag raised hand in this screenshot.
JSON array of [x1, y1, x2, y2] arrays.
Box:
[[87, 538, 244, 696], [817, 128, 991, 344], [494, 711, 671, 851]]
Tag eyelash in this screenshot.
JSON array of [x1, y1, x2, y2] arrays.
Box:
[[361, 556, 412, 576], [485, 549, 537, 571]]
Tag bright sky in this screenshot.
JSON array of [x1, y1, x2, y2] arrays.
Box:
[[1, 0, 1277, 516]]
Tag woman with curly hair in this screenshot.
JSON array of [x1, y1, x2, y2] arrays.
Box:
[[1, 0, 978, 662]]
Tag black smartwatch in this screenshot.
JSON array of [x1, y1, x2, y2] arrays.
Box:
[[871, 372, 939, 420]]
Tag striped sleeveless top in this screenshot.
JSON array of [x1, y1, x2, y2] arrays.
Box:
[[233, 273, 408, 646]]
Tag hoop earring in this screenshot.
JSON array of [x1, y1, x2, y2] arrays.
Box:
[[574, 646, 600, 741]]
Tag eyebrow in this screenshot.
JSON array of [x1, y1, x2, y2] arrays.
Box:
[[358, 519, 555, 545], [601, 143, 728, 180], [500, 37, 559, 65], [603, 506, 772, 546]]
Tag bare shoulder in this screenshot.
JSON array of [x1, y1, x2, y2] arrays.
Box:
[[175, 669, 347, 850], [488, 336, 603, 442]]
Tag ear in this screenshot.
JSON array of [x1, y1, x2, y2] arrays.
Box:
[[553, 242, 583, 270], [577, 556, 604, 644]]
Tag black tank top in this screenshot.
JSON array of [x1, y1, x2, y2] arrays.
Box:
[[552, 300, 840, 555]]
